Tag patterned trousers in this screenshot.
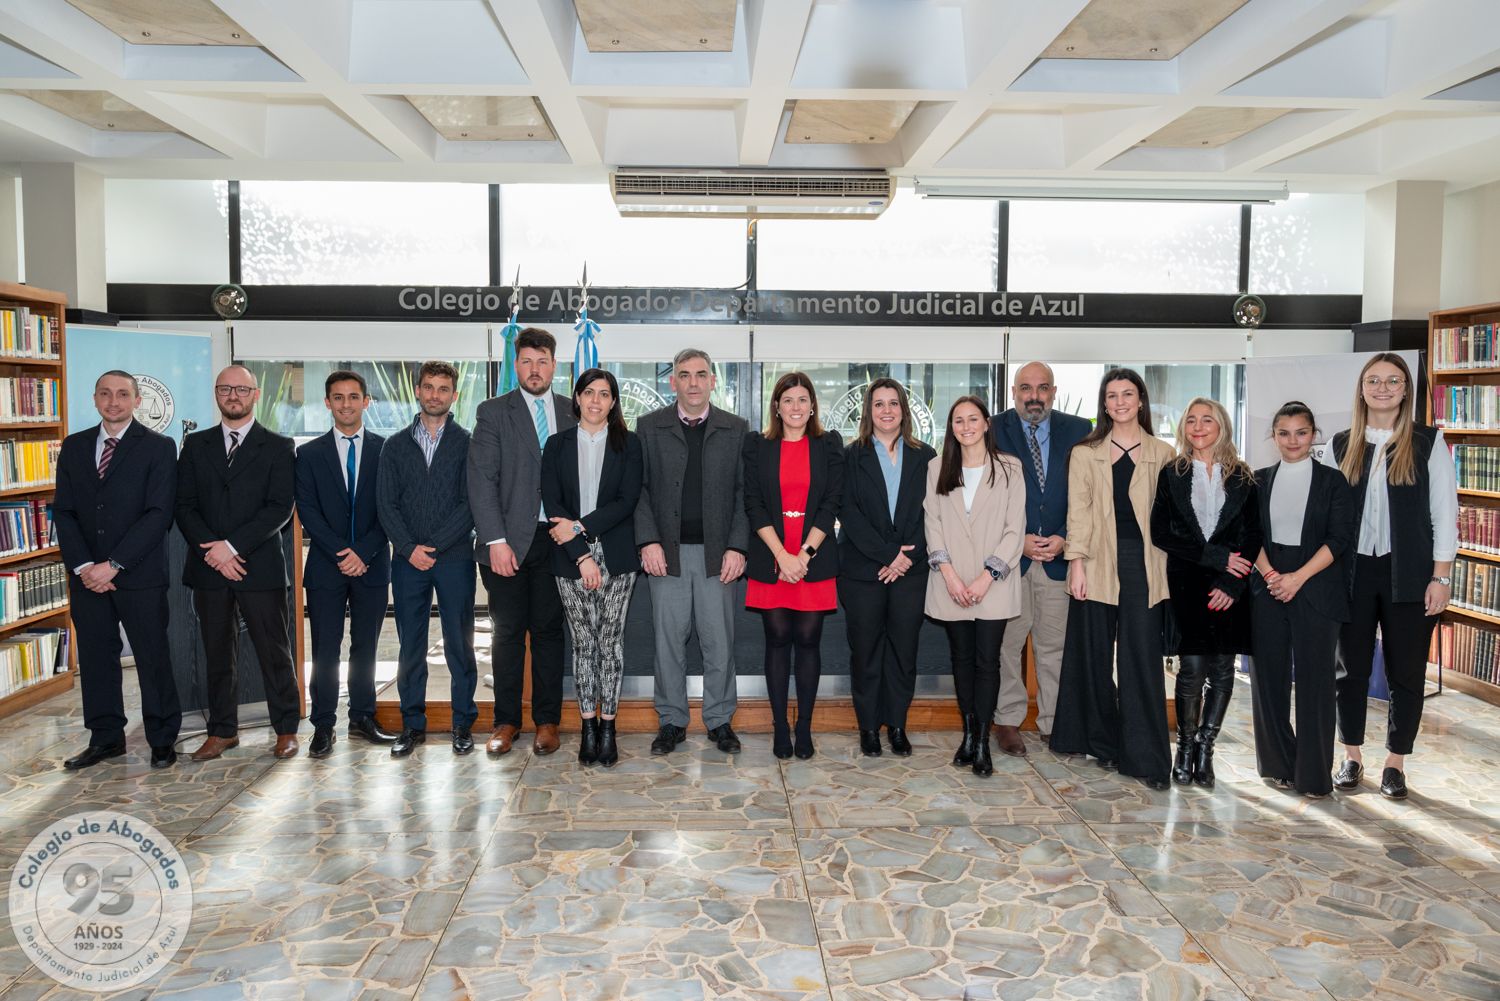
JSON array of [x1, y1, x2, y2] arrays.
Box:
[[556, 542, 638, 717]]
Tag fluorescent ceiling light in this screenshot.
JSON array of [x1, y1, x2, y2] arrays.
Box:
[[915, 178, 1290, 203]]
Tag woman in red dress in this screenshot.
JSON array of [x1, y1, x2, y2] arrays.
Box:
[[743, 372, 844, 759]]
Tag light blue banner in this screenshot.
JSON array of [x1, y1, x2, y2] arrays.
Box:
[[67, 326, 215, 447]]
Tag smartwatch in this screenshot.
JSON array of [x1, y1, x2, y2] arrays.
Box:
[[803, 544, 817, 558]]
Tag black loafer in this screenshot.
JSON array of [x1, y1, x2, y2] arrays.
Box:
[[858, 730, 882, 757], [349, 717, 398, 744], [887, 727, 912, 756], [1143, 776, 1170, 791], [708, 724, 741, 754], [650, 724, 686, 756], [1333, 759, 1364, 790], [391, 729, 426, 758], [452, 727, 475, 755], [1095, 757, 1119, 771], [64, 744, 126, 771], [149, 746, 177, 769], [1379, 767, 1408, 800], [309, 727, 335, 759]]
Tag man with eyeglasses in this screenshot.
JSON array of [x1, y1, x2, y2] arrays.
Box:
[[176, 365, 301, 760]]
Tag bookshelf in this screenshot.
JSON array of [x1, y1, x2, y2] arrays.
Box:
[[0, 282, 73, 721], [1429, 299, 1500, 708]]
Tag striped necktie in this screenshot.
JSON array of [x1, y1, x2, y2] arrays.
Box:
[[98, 437, 118, 479], [226, 430, 241, 466]]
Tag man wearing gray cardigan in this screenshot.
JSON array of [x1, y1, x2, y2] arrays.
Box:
[[635, 348, 750, 755]]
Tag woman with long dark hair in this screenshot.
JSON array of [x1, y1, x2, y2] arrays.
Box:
[[923, 396, 1026, 776], [540, 368, 643, 767], [743, 372, 844, 759], [1149, 397, 1261, 788], [1051, 368, 1176, 789], [838, 379, 937, 756], [1323, 352, 1457, 799]]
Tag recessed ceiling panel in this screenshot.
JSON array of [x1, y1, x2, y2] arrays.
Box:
[[574, 0, 735, 52], [785, 100, 917, 144], [1042, 0, 1248, 60], [5, 89, 173, 131], [406, 96, 554, 141], [1141, 107, 1294, 147], [64, 0, 258, 46]]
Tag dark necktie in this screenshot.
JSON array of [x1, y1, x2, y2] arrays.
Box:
[[98, 437, 118, 479], [344, 435, 358, 543], [226, 429, 241, 466], [683, 416, 704, 428], [1027, 422, 1046, 489]]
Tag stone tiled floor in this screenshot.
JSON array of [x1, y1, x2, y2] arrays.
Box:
[[2, 669, 1498, 1000]]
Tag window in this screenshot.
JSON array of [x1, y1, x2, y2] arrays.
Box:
[[105, 179, 229, 283], [1250, 193, 1363, 294], [239, 360, 486, 440], [1008, 200, 1241, 293], [240, 182, 488, 285]]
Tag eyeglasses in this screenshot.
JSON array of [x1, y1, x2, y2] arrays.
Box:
[[1362, 377, 1405, 391], [215, 385, 256, 398]]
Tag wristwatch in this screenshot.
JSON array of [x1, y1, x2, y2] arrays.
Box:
[[986, 565, 1002, 580], [803, 544, 817, 558], [571, 521, 585, 536], [1431, 575, 1452, 586], [108, 559, 126, 572]]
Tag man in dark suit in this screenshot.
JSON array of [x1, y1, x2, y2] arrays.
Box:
[[295, 369, 397, 758], [176, 364, 300, 761], [467, 328, 576, 757], [54, 370, 182, 770], [635, 348, 749, 755], [994, 361, 1091, 753]]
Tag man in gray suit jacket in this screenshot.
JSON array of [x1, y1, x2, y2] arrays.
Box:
[[466, 328, 577, 756], [635, 348, 750, 755]]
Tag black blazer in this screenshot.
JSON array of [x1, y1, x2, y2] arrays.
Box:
[[54, 421, 177, 590], [295, 429, 390, 590], [742, 430, 844, 584], [1252, 460, 1356, 622], [540, 427, 644, 579], [837, 437, 935, 582], [175, 422, 296, 591]]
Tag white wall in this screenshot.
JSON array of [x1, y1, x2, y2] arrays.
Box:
[[1440, 180, 1500, 310]]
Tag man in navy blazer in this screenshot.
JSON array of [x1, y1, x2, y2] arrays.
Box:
[[54, 371, 182, 770], [993, 361, 1091, 751], [295, 370, 397, 758]]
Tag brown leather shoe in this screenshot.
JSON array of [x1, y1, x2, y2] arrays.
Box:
[[534, 723, 560, 755], [995, 724, 1027, 757], [487, 724, 519, 755], [272, 734, 299, 759], [189, 735, 239, 761]]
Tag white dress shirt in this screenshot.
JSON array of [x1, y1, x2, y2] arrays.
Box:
[[222, 417, 255, 455], [95, 419, 133, 467], [576, 425, 609, 518], [1320, 426, 1458, 560], [335, 426, 364, 491], [1190, 459, 1225, 539]]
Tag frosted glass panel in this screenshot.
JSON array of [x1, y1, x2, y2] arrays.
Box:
[[756, 191, 997, 291], [1008, 201, 1240, 293], [105, 179, 229, 283], [241, 181, 488, 285], [499, 184, 746, 288], [1250, 193, 1363, 294]]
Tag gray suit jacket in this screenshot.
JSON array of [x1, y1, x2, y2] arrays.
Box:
[[467, 388, 577, 562], [634, 403, 749, 577]]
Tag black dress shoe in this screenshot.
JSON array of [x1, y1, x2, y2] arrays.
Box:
[[1333, 759, 1364, 790], [650, 724, 686, 756], [859, 730, 882, 757], [391, 729, 426, 758], [708, 724, 741, 754], [1379, 767, 1408, 800], [64, 744, 125, 771], [1143, 776, 1170, 791], [348, 717, 398, 744], [887, 727, 912, 756], [1095, 757, 1119, 771], [309, 727, 336, 759], [149, 746, 177, 769], [452, 727, 474, 755]]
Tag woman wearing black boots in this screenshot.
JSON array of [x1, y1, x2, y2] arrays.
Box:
[[923, 396, 1026, 777], [1150, 397, 1261, 789]]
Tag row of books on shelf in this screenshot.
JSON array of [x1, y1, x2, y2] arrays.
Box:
[[0, 438, 59, 490], [1432, 321, 1500, 371], [1430, 620, 1499, 686], [0, 306, 60, 361], [0, 499, 53, 558], [1458, 503, 1500, 554], [0, 559, 66, 625], [1432, 384, 1500, 430], [0, 627, 69, 700], [1452, 557, 1500, 618], [1450, 444, 1500, 492], [0, 377, 59, 424]]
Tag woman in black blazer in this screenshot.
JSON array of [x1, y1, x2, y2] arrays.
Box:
[[1150, 397, 1261, 789], [743, 372, 844, 759], [837, 378, 937, 758], [1252, 401, 1354, 798], [540, 368, 644, 768]]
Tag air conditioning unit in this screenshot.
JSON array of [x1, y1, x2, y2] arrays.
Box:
[[610, 168, 894, 219]]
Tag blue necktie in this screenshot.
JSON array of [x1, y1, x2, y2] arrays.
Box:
[[344, 435, 358, 543], [533, 397, 549, 447]]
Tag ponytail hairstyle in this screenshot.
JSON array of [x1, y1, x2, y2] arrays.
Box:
[[1268, 400, 1320, 439]]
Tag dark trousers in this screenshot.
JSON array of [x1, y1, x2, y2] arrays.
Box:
[[392, 557, 477, 731], [194, 587, 300, 737], [306, 580, 386, 729], [1251, 547, 1340, 795], [1051, 536, 1171, 783], [1336, 553, 1436, 755], [839, 572, 926, 730], [482, 523, 566, 728], [70, 582, 181, 749], [942, 618, 1006, 723]]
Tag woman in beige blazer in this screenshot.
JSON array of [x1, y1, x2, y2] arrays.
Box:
[[1050, 368, 1176, 790], [924, 396, 1026, 776]]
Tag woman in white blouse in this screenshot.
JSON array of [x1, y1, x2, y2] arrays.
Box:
[[1323, 353, 1458, 800]]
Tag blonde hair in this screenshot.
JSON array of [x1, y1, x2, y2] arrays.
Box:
[[1171, 397, 1253, 482], [1340, 353, 1417, 487]]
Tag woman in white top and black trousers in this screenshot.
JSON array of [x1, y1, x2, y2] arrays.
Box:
[[1323, 352, 1458, 800]]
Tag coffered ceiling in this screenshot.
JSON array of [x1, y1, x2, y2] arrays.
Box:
[[0, 0, 1496, 192]]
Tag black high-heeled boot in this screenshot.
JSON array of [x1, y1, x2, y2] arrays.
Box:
[[596, 718, 619, 768], [1193, 678, 1234, 788], [972, 723, 994, 777], [952, 714, 978, 766], [1173, 692, 1202, 785], [578, 717, 599, 765], [772, 719, 793, 760]]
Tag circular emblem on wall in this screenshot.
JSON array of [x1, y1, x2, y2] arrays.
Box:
[[826, 386, 938, 445], [615, 379, 671, 427], [131, 376, 175, 434]]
